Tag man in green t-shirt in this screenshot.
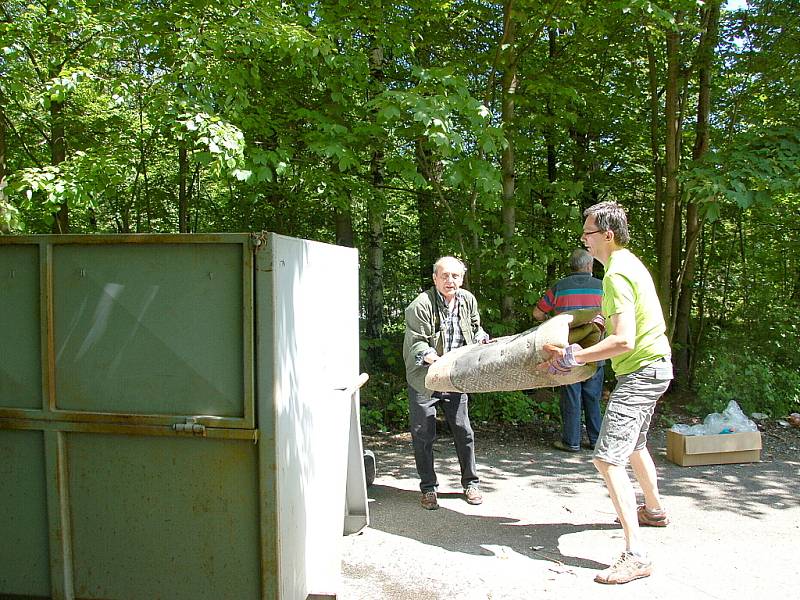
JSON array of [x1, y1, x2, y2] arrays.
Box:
[[540, 201, 673, 585]]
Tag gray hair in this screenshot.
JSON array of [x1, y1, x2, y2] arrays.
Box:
[[569, 248, 594, 271], [583, 201, 630, 246], [433, 256, 466, 275]]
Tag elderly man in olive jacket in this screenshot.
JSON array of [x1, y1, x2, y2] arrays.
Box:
[[402, 256, 489, 510]]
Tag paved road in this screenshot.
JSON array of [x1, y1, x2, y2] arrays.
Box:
[[340, 429, 800, 599]]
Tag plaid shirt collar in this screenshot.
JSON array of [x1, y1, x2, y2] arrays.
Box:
[[435, 290, 465, 352]]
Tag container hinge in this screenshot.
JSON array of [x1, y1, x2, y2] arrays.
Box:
[[173, 418, 206, 436], [251, 231, 269, 252]]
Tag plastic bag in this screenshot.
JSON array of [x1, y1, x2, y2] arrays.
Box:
[[670, 400, 758, 435], [719, 400, 758, 432], [670, 423, 708, 436]]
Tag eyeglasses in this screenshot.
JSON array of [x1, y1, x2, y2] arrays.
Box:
[[581, 229, 605, 237], [436, 272, 463, 281]]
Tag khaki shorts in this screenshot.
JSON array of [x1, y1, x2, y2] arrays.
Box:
[[593, 358, 673, 466]]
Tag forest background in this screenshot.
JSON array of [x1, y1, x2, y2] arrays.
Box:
[[2, 0, 798, 431]]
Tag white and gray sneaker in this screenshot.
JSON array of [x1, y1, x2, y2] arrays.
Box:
[[594, 552, 653, 584]]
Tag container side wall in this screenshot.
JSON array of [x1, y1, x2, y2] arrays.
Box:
[[0, 429, 50, 596], [0, 245, 42, 409], [53, 243, 244, 418], [267, 234, 360, 599], [255, 241, 279, 600], [67, 433, 260, 600]]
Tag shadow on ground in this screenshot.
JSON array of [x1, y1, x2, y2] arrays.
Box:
[[346, 428, 800, 599], [367, 483, 614, 570], [365, 428, 800, 522]]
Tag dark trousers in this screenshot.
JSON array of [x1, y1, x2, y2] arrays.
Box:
[[560, 364, 605, 449], [408, 386, 479, 493]]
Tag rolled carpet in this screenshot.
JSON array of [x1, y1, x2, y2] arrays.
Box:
[[424, 309, 602, 393]]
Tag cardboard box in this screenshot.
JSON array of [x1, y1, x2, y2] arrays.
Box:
[[666, 430, 762, 466]]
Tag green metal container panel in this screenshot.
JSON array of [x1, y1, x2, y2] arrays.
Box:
[[0, 429, 50, 597], [0, 233, 367, 600], [0, 244, 42, 409], [66, 433, 260, 600], [53, 243, 246, 418]]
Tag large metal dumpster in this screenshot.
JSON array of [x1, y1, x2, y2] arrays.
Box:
[[0, 233, 369, 600]]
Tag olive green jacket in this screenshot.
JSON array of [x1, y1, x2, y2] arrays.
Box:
[[402, 287, 487, 396]]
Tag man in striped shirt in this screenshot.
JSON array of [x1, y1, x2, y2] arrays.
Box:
[[533, 249, 604, 452]]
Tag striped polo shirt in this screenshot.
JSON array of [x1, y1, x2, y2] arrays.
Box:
[[536, 272, 603, 315]]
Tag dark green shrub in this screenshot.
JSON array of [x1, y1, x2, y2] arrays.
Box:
[[529, 390, 562, 421], [693, 349, 800, 418], [359, 371, 409, 432], [469, 390, 539, 424]]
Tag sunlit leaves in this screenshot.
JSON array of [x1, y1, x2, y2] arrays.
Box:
[[43, 69, 93, 106], [10, 151, 132, 220], [372, 66, 506, 170], [177, 112, 248, 178], [682, 127, 800, 220], [0, 179, 22, 232]]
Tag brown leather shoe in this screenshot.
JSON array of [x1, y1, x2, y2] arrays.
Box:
[[464, 486, 483, 505], [637, 505, 669, 527], [420, 491, 439, 510], [614, 505, 669, 527]]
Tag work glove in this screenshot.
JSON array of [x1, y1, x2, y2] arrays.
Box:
[[548, 343, 584, 375]]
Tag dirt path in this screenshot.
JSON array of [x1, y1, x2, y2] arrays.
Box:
[[340, 427, 800, 599]]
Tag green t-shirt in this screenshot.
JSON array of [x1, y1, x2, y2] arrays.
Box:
[[602, 249, 671, 376]]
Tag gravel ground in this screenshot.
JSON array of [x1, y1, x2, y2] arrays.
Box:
[[340, 417, 800, 599]]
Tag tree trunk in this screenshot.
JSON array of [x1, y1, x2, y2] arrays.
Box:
[[334, 203, 355, 248], [544, 119, 556, 284], [791, 270, 800, 304], [736, 212, 748, 309], [364, 23, 386, 361], [416, 189, 439, 290], [530, 27, 560, 281], [546, 29, 557, 189], [178, 142, 189, 233], [659, 27, 681, 327], [414, 139, 441, 289], [541, 27, 557, 283], [0, 102, 5, 185], [45, 4, 68, 234], [674, 1, 721, 387], [688, 223, 709, 388], [365, 190, 385, 339], [49, 98, 67, 233], [0, 101, 8, 234], [139, 89, 151, 233], [647, 39, 665, 247], [500, 0, 517, 323]]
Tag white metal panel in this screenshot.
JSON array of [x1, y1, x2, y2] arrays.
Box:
[[258, 234, 362, 599]]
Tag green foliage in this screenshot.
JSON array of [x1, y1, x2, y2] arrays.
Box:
[[178, 112, 248, 179], [693, 349, 800, 419], [527, 390, 563, 422], [358, 371, 408, 433], [0, 186, 21, 232], [360, 384, 568, 432], [469, 391, 537, 425], [683, 127, 800, 221], [1, 0, 799, 433]]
